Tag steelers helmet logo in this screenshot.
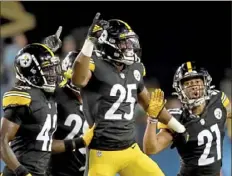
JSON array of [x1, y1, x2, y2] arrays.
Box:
[[133, 70, 141, 81], [19, 53, 32, 68], [214, 108, 222, 119]]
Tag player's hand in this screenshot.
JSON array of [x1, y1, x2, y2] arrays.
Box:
[[14, 165, 32, 176], [82, 123, 96, 146], [43, 26, 63, 52], [146, 89, 166, 119], [87, 12, 109, 44]]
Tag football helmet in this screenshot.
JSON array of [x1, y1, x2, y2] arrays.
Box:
[[173, 61, 213, 108], [60, 51, 80, 93], [15, 43, 61, 93], [96, 19, 141, 65]]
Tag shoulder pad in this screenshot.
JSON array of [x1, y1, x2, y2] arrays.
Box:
[[2, 87, 31, 110]]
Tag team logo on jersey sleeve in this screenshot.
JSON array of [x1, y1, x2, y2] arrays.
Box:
[[133, 70, 141, 81], [214, 108, 222, 119]]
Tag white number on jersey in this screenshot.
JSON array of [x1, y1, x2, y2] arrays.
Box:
[[64, 114, 83, 140], [36, 114, 57, 151], [105, 84, 137, 120], [198, 123, 221, 166], [64, 105, 88, 154]]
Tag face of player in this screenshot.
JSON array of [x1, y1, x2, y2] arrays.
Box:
[[41, 56, 61, 86], [182, 78, 205, 100]]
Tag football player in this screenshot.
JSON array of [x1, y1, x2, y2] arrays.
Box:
[[71, 13, 186, 176], [47, 51, 88, 176], [143, 61, 231, 176], [0, 44, 94, 176]]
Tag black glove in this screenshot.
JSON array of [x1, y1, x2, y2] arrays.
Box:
[[43, 26, 63, 52], [87, 12, 109, 44], [14, 165, 32, 176], [171, 130, 189, 149]]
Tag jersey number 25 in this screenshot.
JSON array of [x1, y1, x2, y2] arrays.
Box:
[[105, 84, 137, 120]]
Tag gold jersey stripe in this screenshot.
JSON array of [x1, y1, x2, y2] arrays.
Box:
[[3, 93, 31, 99], [141, 63, 146, 77], [4, 91, 30, 96], [221, 92, 226, 102], [223, 97, 230, 108], [3, 95, 31, 108]]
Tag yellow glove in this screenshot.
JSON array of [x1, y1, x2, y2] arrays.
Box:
[[146, 89, 166, 118], [82, 124, 96, 146]]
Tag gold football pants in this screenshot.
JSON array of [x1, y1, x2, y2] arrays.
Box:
[[86, 143, 165, 176]]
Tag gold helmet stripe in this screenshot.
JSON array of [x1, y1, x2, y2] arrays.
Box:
[[186, 61, 193, 72], [117, 19, 132, 32], [33, 43, 55, 57]]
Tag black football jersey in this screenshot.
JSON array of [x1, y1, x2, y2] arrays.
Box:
[[81, 51, 146, 150], [48, 87, 88, 176], [2, 86, 57, 175], [158, 90, 229, 176]]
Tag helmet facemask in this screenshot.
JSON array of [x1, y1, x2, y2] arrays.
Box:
[[40, 57, 61, 92], [116, 35, 141, 65], [180, 75, 206, 108], [97, 29, 141, 65]]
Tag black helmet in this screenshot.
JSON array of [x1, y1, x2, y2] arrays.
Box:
[[14, 43, 61, 93], [173, 61, 213, 108], [96, 19, 141, 65], [60, 51, 80, 93]]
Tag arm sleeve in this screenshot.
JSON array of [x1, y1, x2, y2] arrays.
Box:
[[3, 106, 29, 125]]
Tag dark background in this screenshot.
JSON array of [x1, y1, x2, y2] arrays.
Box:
[[21, 1, 231, 94]]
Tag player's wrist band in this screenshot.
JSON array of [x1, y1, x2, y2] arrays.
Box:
[[64, 139, 75, 151], [14, 165, 29, 176], [64, 137, 85, 151], [147, 117, 158, 124]]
